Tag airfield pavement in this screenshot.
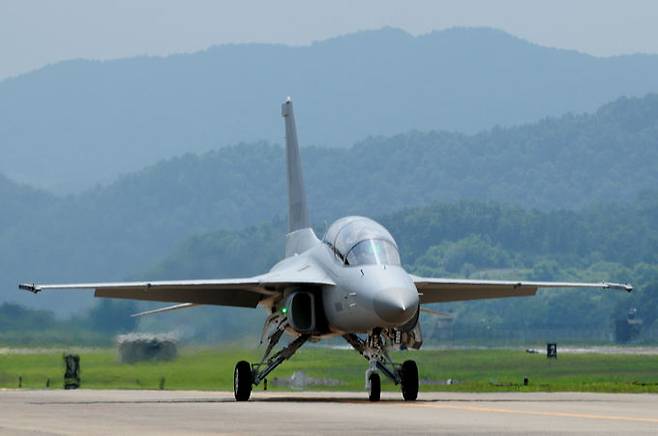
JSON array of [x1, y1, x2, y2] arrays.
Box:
[[1, 390, 657, 435]]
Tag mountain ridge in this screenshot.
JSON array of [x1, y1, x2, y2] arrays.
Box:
[[2, 94, 658, 315], [4, 27, 658, 191]]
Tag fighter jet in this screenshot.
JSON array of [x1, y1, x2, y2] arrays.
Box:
[[20, 98, 632, 402]]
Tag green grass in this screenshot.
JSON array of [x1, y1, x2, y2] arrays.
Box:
[[1, 347, 657, 393]]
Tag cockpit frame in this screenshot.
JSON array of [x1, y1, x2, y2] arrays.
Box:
[[322, 216, 401, 267]]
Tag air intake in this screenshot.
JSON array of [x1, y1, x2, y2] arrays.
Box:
[[286, 291, 316, 333]]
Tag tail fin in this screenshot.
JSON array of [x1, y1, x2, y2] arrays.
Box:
[[281, 97, 310, 233]]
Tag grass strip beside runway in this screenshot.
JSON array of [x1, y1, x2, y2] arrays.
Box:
[[1, 347, 657, 392]]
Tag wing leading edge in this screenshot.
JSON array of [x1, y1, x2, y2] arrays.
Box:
[[412, 276, 632, 304], [19, 271, 336, 309]]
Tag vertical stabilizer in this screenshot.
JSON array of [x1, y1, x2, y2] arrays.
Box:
[[282, 97, 310, 233]]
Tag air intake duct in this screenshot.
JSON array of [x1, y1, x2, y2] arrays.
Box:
[[286, 291, 316, 333]]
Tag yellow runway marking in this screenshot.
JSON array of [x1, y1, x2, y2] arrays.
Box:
[[405, 403, 658, 425]]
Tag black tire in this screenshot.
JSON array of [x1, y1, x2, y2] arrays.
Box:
[[400, 360, 418, 401], [234, 360, 253, 401], [368, 372, 381, 402]]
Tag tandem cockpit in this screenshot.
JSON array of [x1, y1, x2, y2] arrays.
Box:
[[323, 216, 401, 267]]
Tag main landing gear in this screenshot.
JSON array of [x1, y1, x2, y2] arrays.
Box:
[[233, 314, 310, 401], [233, 360, 252, 401], [344, 332, 418, 402]]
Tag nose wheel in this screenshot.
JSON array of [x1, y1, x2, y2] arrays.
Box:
[[368, 372, 381, 401]]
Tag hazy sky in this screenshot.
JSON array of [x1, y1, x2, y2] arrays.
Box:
[[2, 0, 658, 80]]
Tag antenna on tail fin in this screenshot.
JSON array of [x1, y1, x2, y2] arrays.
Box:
[[282, 97, 310, 233]]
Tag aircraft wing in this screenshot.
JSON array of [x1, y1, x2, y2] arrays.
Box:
[[411, 276, 632, 304], [19, 270, 335, 309]]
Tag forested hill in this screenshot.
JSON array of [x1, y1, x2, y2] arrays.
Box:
[[136, 198, 658, 343], [0, 175, 54, 229], [6, 198, 658, 344], [145, 199, 658, 281], [4, 27, 658, 192], [2, 94, 658, 313]]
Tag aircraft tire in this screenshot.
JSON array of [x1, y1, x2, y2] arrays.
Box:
[[368, 373, 381, 402], [234, 360, 253, 401], [400, 360, 418, 401]]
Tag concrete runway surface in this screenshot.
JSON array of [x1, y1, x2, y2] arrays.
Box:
[[1, 390, 657, 435]]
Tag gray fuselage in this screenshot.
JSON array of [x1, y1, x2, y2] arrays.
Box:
[[270, 217, 419, 335]]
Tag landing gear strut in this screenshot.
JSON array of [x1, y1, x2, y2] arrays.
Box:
[[233, 314, 309, 401], [343, 332, 419, 402]]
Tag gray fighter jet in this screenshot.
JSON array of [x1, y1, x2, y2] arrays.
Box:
[[20, 98, 632, 402]]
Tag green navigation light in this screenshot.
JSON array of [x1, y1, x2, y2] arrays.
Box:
[[281, 307, 288, 314]]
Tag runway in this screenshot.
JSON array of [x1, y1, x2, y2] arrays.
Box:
[[1, 390, 657, 435]]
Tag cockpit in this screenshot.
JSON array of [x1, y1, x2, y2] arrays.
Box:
[[323, 216, 401, 266]]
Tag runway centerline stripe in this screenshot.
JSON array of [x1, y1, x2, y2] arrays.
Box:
[[404, 403, 658, 425]]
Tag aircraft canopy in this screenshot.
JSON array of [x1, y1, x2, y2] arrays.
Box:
[[323, 216, 401, 266]]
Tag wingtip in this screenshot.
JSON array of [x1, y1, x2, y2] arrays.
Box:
[[618, 283, 633, 293], [604, 282, 633, 292], [19, 283, 40, 293]]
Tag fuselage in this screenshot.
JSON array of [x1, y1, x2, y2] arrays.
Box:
[[268, 216, 420, 334]]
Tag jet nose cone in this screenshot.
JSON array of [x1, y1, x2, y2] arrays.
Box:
[[374, 288, 419, 324]]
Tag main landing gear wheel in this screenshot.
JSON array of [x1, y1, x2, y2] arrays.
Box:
[[234, 360, 253, 401], [368, 372, 381, 402], [400, 360, 418, 401]]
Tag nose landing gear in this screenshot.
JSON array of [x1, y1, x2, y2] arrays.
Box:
[[343, 332, 419, 402]]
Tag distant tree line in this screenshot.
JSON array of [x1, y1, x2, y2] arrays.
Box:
[[134, 196, 658, 344], [0, 300, 137, 346], [3, 195, 657, 345]]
